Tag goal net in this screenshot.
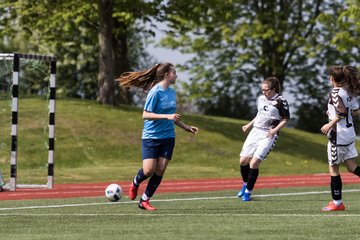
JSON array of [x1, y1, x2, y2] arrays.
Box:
[[0, 53, 57, 191]]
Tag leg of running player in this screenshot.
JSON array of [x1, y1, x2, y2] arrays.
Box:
[[345, 159, 360, 176], [245, 158, 261, 194], [237, 156, 251, 197]]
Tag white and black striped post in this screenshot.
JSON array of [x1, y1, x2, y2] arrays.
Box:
[[47, 60, 56, 189], [5, 53, 57, 191], [9, 53, 19, 191]]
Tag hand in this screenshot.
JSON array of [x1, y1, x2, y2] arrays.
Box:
[[242, 124, 250, 133], [187, 126, 198, 134], [168, 113, 182, 122], [266, 128, 277, 138], [320, 123, 331, 134]]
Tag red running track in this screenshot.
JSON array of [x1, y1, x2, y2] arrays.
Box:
[[0, 173, 359, 201]]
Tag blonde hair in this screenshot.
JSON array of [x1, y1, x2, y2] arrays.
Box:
[[116, 63, 174, 91]]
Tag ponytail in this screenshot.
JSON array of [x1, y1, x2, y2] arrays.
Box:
[[343, 65, 360, 96], [116, 64, 161, 91], [328, 65, 360, 96]]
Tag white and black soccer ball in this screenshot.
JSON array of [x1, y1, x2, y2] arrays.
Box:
[[105, 184, 122, 202]]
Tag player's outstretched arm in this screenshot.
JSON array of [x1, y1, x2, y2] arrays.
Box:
[[175, 121, 198, 134]]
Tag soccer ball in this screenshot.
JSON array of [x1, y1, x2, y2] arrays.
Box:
[[105, 184, 122, 202]]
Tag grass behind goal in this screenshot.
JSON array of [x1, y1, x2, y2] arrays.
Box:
[[0, 97, 50, 184], [1, 97, 360, 185], [1, 185, 360, 240]]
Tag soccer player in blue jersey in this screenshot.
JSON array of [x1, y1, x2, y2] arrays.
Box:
[[117, 63, 198, 211], [237, 77, 290, 201], [320, 65, 360, 211]]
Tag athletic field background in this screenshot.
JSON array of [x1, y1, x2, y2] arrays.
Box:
[[1, 98, 357, 185], [1, 98, 360, 239], [1, 186, 360, 239]]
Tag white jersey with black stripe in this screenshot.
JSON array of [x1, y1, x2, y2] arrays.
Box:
[[253, 94, 290, 130], [327, 87, 359, 145]]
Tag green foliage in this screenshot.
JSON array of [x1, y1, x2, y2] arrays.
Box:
[[328, 0, 360, 52], [0, 1, 359, 133], [0, 0, 160, 102], [160, 1, 360, 129]]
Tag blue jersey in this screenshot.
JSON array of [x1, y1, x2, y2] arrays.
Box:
[[142, 84, 177, 139]]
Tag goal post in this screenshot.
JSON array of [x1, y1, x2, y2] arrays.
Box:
[[0, 52, 57, 191]]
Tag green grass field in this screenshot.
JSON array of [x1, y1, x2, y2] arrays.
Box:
[[0, 98, 360, 239], [1, 185, 360, 240], [0, 97, 358, 184]]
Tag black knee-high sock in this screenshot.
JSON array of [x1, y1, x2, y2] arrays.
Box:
[[353, 166, 360, 177], [133, 168, 149, 186], [246, 168, 259, 191], [144, 173, 163, 198], [240, 164, 250, 183], [331, 175, 342, 200]]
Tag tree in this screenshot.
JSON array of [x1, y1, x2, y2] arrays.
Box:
[[0, 1, 102, 99], [324, 0, 360, 54], [296, 0, 360, 132], [160, 0, 360, 131], [0, 0, 161, 105], [98, 0, 115, 105]]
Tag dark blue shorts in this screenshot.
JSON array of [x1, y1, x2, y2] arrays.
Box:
[[142, 138, 175, 160]]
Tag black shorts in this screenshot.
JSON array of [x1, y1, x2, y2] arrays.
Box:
[[142, 138, 175, 160]]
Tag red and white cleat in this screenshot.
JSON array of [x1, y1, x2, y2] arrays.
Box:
[[138, 199, 157, 211], [322, 201, 345, 211], [128, 182, 139, 200]]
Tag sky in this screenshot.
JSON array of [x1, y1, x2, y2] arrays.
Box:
[[146, 23, 193, 82]]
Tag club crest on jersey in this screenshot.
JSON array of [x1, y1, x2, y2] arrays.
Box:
[[271, 100, 277, 105]]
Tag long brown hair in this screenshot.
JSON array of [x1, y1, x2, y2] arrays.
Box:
[[116, 63, 174, 91], [328, 65, 360, 96], [263, 77, 281, 93]]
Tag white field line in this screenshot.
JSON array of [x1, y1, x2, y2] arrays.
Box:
[[0, 213, 360, 217], [1, 189, 360, 212]]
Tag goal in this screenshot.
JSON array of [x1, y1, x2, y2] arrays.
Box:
[[0, 53, 57, 191]]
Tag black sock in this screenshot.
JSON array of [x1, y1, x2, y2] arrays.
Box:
[[246, 168, 259, 191], [353, 166, 360, 177], [240, 164, 250, 183], [331, 175, 342, 200], [144, 173, 163, 198], [134, 168, 149, 186]]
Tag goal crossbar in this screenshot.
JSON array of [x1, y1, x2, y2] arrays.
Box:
[[0, 53, 57, 62]]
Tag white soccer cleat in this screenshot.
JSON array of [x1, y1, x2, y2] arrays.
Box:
[[0, 183, 11, 192]]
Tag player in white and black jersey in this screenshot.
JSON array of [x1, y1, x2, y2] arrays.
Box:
[[0, 169, 10, 192], [237, 77, 290, 201], [320, 65, 360, 211]]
